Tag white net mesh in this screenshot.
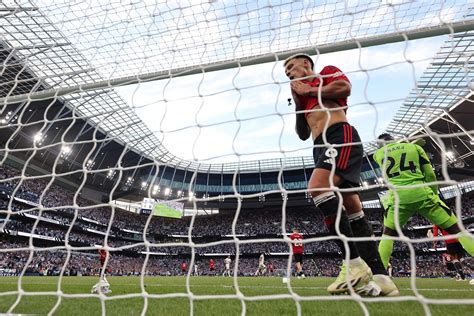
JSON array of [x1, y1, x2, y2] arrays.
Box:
[[0, 0, 473, 315]]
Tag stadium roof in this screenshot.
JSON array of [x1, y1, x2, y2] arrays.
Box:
[[1, 1, 473, 173], [364, 30, 474, 152]]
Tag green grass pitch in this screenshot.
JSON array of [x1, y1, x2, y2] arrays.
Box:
[[0, 276, 472, 315]]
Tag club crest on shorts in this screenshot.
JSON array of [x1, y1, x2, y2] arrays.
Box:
[[325, 148, 338, 158]]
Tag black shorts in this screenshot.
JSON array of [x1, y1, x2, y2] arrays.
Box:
[[446, 262, 456, 271], [293, 253, 303, 264], [312, 122, 363, 187], [447, 242, 467, 257]]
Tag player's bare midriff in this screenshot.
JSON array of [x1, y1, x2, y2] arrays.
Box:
[[306, 99, 348, 140]]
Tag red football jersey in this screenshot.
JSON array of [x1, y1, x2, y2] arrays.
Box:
[[98, 249, 107, 265], [268, 263, 274, 272], [209, 259, 215, 270], [290, 233, 304, 254], [433, 225, 458, 245], [99, 249, 107, 258], [293, 65, 350, 120], [181, 262, 187, 271], [442, 253, 453, 262]]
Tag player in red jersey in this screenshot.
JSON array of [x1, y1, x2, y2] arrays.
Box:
[[209, 259, 215, 274], [284, 54, 397, 296], [442, 253, 461, 279], [434, 225, 467, 280], [181, 261, 187, 275], [290, 228, 305, 279], [267, 262, 275, 276], [91, 248, 111, 294], [99, 249, 107, 269]]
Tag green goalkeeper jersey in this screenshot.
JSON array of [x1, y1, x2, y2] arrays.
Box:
[[373, 142, 434, 204]]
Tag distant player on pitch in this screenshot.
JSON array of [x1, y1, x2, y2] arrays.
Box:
[[255, 253, 266, 276], [290, 228, 305, 279], [91, 248, 111, 294], [193, 262, 199, 276], [433, 225, 468, 280], [209, 259, 215, 275], [223, 256, 232, 277], [181, 261, 187, 275]]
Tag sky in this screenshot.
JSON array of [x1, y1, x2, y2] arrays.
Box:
[[21, 0, 467, 166], [115, 35, 448, 164]]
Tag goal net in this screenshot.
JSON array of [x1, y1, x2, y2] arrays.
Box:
[[0, 0, 473, 314]]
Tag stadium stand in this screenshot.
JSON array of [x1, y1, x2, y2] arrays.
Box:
[[1, 165, 472, 278]]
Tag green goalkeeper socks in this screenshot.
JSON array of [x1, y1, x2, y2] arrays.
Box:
[[378, 235, 394, 269], [458, 234, 474, 256]]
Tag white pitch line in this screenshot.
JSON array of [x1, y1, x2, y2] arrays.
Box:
[[0, 281, 472, 293]]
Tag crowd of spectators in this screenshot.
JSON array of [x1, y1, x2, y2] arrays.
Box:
[[2, 165, 473, 238], [1, 165, 473, 279], [0, 240, 465, 278], [390, 255, 448, 277]]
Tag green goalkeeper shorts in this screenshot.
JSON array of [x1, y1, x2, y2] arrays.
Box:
[[384, 191, 458, 231]]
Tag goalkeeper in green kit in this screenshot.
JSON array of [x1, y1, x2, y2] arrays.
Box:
[[373, 134, 474, 269]]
